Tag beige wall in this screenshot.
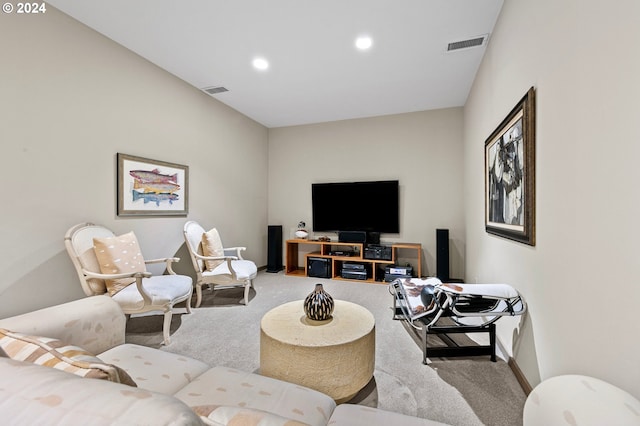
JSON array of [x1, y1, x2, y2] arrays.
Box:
[[0, 8, 268, 318], [3, 1, 639, 401], [464, 0, 640, 396], [268, 109, 465, 279]]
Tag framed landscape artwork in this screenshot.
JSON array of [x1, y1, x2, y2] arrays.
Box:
[[485, 87, 536, 245], [117, 153, 189, 216]]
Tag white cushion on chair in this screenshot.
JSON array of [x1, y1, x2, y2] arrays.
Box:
[[203, 260, 257, 281], [112, 275, 192, 311]]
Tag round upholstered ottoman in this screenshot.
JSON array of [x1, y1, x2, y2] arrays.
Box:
[[524, 375, 640, 426], [260, 299, 375, 403]]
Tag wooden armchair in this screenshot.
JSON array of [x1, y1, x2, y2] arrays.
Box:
[[64, 222, 192, 345], [183, 221, 257, 307]]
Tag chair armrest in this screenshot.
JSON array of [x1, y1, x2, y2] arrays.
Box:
[[193, 253, 239, 261], [83, 270, 153, 280], [145, 257, 180, 264], [192, 252, 241, 280], [224, 246, 246, 260], [83, 270, 155, 305], [145, 257, 180, 275]]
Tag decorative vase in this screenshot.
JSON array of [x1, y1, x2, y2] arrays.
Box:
[[295, 221, 308, 239], [303, 283, 334, 321]]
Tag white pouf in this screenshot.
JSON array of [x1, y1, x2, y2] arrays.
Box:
[[523, 374, 640, 426]]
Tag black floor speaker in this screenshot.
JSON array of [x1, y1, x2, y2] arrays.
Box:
[[266, 225, 283, 273], [436, 228, 450, 281]]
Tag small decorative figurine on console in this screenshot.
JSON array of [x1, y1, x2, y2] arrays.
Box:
[[303, 283, 334, 321], [294, 221, 309, 239]]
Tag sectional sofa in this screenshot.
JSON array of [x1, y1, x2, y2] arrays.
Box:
[[0, 295, 447, 425]]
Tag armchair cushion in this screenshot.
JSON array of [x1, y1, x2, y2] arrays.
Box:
[[93, 231, 146, 296], [111, 274, 193, 311], [0, 329, 136, 386], [203, 260, 257, 281], [201, 228, 225, 271]]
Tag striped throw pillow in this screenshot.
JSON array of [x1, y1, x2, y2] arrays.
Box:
[[0, 328, 136, 386]]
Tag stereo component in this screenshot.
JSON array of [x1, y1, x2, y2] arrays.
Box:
[[341, 270, 368, 280], [329, 250, 355, 257], [307, 257, 331, 278], [364, 244, 392, 261], [384, 264, 414, 282], [342, 263, 365, 270], [338, 231, 367, 243], [341, 262, 369, 280]]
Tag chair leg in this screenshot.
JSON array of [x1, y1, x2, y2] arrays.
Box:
[[195, 284, 203, 308], [162, 310, 172, 345], [185, 290, 193, 314], [243, 281, 251, 305]]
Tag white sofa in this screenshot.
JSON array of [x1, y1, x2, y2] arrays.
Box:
[[0, 295, 447, 426]]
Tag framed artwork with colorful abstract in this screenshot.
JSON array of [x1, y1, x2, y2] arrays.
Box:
[[117, 153, 188, 216]]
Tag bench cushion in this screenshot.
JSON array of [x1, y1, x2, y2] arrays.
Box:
[[99, 343, 209, 395], [0, 358, 203, 426], [174, 366, 336, 426], [328, 404, 450, 426]]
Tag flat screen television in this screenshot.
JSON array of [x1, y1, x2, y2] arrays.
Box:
[[311, 180, 399, 233]]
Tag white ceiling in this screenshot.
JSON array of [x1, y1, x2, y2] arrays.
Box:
[[47, 0, 504, 128]]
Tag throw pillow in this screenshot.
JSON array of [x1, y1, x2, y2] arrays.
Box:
[[0, 328, 136, 386], [201, 228, 225, 271], [93, 231, 146, 296]]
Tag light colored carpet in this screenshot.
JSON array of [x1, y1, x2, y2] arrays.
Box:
[[126, 271, 525, 426]]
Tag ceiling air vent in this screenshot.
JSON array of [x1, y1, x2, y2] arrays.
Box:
[[202, 86, 229, 95], [447, 35, 488, 52]]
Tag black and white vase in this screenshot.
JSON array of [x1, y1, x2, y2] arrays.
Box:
[[303, 283, 334, 321]]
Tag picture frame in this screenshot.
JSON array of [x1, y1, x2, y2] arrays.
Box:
[[485, 87, 536, 245], [117, 153, 188, 217]]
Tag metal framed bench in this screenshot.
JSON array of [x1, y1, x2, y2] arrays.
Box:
[[390, 278, 526, 364]]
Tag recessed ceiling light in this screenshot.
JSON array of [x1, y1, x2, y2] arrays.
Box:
[[355, 36, 373, 50], [252, 57, 269, 70]]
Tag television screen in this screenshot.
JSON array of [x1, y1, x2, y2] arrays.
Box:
[[311, 180, 399, 233]]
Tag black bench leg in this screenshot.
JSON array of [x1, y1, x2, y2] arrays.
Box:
[[422, 324, 428, 364], [490, 323, 496, 362]]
